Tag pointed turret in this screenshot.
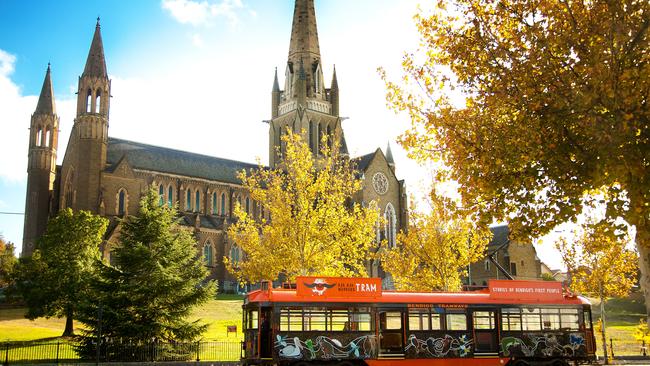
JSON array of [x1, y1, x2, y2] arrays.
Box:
[[330, 65, 339, 116], [23, 63, 60, 257], [386, 142, 396, 173], [272, 67, 281, 118], [83, 18, 108, 79], [35, 64, 56, 115]]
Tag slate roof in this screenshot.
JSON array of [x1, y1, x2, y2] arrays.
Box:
[[353, 151, 375, 172], [106, 137, 261, 184], [488, 224, 510, 250]]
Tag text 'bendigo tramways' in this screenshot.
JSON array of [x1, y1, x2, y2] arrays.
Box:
[[296, 276, 382, 297]]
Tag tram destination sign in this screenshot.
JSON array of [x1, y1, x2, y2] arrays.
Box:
[[489, 280, 564, 301], [296, 277, 382, 298]]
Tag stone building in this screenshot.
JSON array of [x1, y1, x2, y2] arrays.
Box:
[[22, 0, 407, 291], [468, 224, 542, 286]]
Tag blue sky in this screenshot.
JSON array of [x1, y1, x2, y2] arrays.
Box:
[[0, 0, 567, 269]]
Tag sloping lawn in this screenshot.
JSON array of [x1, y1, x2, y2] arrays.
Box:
[[0, 295, 244, 342]]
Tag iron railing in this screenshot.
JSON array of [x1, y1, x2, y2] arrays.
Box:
[[0, 340, 241, 365]]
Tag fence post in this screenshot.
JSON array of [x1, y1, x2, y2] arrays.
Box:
[[196, 341, 200, 362], [3, 343, 8, 366], [610, 338, 615, 358], [56, 341, 60, 364]]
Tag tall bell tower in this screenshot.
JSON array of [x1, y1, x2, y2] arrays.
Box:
[[22, 64, 59, 257], [269, 0, 346, 168], [61, 18, 111, 213]]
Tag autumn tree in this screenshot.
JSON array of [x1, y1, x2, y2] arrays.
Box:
[[12, 209, 108, 336], [556, 221, 638, 363], [76, 190, 215, 358], [381, 1, 650, 313], [226, 131, 380, 283], [381, 194, 490, 292], [0, 235, 17, 289]]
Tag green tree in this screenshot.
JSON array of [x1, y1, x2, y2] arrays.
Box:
[[76, 189, 215, 357], [226, 131, 380, 283], [11, 209, 108, 336], [0, 235, 17, 289], [381, 0, 650, 315], [381, 194, 490, 292], [556, 221, 638, 364]]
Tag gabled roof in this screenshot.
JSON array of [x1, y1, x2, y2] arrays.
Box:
[[488, 224, 510, 250], [353, 151, 375, 172], [106, 137, 261, 184]]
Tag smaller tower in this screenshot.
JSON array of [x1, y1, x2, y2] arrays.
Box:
[[272, 67, 281, 118], [386, 142, 395, 173], [330, 66, 339, 116], [23, 64, 59, 256]]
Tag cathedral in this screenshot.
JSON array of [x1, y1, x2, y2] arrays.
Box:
[[22, 0, 407, 291]]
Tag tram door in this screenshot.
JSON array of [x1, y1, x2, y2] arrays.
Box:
[[472, 309, 499, 355], [259, 307, 273, 359], [378, 310, 404, 357]]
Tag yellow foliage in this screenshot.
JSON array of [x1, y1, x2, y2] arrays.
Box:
[[634, 319, 650, 344], [556, 221, 638, 298], [380, 193, 491, 292], [226, 131, 380, 283]]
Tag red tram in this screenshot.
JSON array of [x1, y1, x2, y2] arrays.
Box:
[[242, 277, 596, 366]]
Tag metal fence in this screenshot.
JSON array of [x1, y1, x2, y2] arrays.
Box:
[[1, 340, 242, 365]]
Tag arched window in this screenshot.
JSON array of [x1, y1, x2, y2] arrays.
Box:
[[230, 245, 240, 265], [117, 188, 127, 216], [86, 89, 92, 113], [384, 203, 396, 248], [309, 121, 314, 153], [64, 169, 75, 209], [245, 197, 250, 214], [195, 190, 201, 213], [36, 127, 42, 146], [221, 192, 226, 215], [326, 125, 332, 149], [203, 241, 214, 266], [485, 260, 490, 271], [158, 184, 164, 206], [45, 128, 51, 147], [186, 189, 192, 211], [212, 192, 217, 215], [168, 185, 173, 207], [95, 89, 101, 113]]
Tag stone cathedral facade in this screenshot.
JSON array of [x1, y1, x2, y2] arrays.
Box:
[[22, 0, 408, 291]]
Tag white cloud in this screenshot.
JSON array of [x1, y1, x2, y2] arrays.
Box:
[[192, 33, 205, 47], [162, 0, 245, 27]]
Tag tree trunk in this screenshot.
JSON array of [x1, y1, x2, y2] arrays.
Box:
[[62, 308, 74, 337], [636, 229, 650, 324], [600, 287, 608, 364]]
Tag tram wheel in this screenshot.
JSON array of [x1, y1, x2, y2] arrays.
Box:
[[336, 361, 355, 366], [551, 360, 569, 366], [509, 360, 529, 366]]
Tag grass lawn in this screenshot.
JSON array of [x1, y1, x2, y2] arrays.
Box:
[[0, 294, 244, 342]]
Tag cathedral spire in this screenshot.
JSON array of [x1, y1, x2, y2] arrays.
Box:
[[331, 64, 338, 90], [83, 17, 108, 78], [288, 0, 321, 67], [35, 63, 56, 115], [272, 67, 280, 92]]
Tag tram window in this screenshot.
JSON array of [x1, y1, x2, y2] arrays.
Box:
[[473, 311, 495, 330], [541, 308, 561, 330], [248, 310, 259, 329], [502, 308, 522, 331], [330, 310, 349, 331], [408, 309, 430, 331], [583, 309, 592, 329], [280, 308, 303, 331], [304, 309, 327, 331], [431, 313, 442, 330], [560, 308, 580, 330], [385, 312, 402, 330], [522, 308, 541, 331], [446, 313, 467, 331], [352, 313, 372, 331]]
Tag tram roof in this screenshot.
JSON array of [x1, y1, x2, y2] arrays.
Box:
[[245, 287, 590, 306]]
